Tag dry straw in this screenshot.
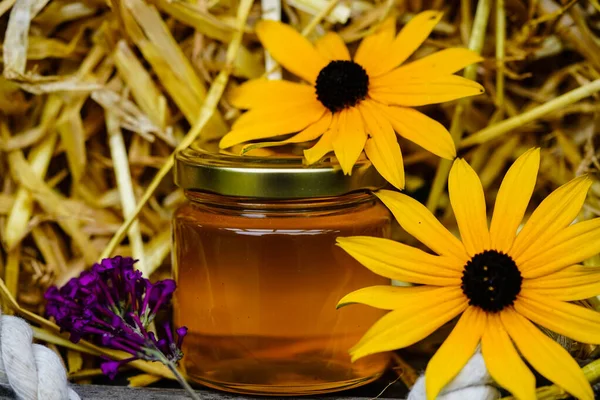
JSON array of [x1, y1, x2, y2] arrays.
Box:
[[1, 0, 600, 394]]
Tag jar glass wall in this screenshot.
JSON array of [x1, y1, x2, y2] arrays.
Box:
[[172, 191, 392, 395]]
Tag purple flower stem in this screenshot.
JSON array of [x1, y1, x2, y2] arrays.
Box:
[[163, 358, 200, 400], [96, 279, 119, 311], [104, 339, 142, 356], [139, 286, 152, 320], [130, 314, 149, 338]]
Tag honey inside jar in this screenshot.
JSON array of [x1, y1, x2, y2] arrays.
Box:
[[172, 145, 392, 395]]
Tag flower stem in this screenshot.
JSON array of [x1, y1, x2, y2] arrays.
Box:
[[165, 360, 201, 400]]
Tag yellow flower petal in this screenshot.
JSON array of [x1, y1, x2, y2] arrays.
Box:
[[369, 75, 485, 107], [256, 20, 328, 83], [228, 79, 315, 109], [510, 175, 592, 260], [425, 306, 486, 400], [336, 236, 462, 285], [350, 295, 467, 361], [286, 112, 332, 143], [332, 107, 367, 175], [377, 104, 456, 159], [338, 285, 453, 310], [232, 95, 325, 130], [501, 308, 594, 400], [514, 293, 600, 344], [240, 113, 332, 153], [360, 101, 405, 190], [369, 11, 443, 77], [375, 190, 468, 262], [220, 100, 326, 148], [353, 16, 396, 77], [315, 32, 350, 61], [481, 314, 536, 400], [304, 113, 338, 164], [517, 218, 600, 265], [449, 158, 490, 256], [489, 148, 540, 253], [373, 48, 484, 85], [519, 218, 600, 279], [522, 264, 600, 301]]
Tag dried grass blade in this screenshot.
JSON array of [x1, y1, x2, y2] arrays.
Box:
[[261, 0, 282, 80], [8, 150, 99, 265], [128, 374, 162, 387], [31, 225, 60, 272], [27, 31, 85, 61], [69, 369, 104, 380], [67, 350, 84, 374], [425, 0, 492, 211], [106, 111, 147, 275], [150, 0, 235, 42], [144, 227, 171, 277], [461, 79, 600, 146], [91, 88, 169, 145], [0, 278, 59, 331], [113, 40, 168, 129], [34, 0, 99, 28], [15, 77, 102, 95], [4, 248, 20, 301], [121, 0, 227, 136], [0, 0, 16, 18], [2, 125, 47, 151], [2, 96, 61, 249], [32, 327, 100, 356], [0, 77, 29, 115], [56, 109, 87, 183], [0, 194, 14, 215], [32, 327, 174, 379], [287, 0, 350, 24], [3, 0, 52, 78], [100, 0, 255, 259]]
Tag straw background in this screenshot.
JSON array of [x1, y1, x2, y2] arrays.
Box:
[[1, 0, 600, 393]]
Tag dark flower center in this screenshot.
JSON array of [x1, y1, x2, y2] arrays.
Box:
[[461, 250, 522, 313], [315, 60, 369, 112]]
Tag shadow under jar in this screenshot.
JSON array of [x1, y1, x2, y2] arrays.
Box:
[[172, 145, 392, 396]]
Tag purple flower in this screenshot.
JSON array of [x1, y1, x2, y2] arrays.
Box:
[[44, 256, 187, 380], [100, 360, 121, 380], [100, 357, 137, 380]]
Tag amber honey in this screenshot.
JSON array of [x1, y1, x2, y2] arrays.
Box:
[[173, 192, 391, 395], [172, 144, 392, 395]]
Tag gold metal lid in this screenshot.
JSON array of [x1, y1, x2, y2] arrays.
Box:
[[174, 142, 387, 199]]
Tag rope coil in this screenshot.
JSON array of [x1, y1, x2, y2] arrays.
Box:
[[0, 310, 79, 400], [408, 351, 500, 400]]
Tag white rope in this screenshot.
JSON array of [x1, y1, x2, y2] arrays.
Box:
[[0, 309, 79, 400], [407, 351, 500, 400]]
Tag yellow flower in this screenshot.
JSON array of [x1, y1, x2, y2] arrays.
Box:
[[337, 148, 600, 400], [219, 12, 484, 189]]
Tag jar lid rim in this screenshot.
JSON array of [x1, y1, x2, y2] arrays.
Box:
[[174, 142, 387, 198]]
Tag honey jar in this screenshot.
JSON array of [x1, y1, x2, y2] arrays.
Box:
[[172, 144, 392, 395]]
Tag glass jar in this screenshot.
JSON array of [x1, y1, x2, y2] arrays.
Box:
[[172, 144, 392, 396]]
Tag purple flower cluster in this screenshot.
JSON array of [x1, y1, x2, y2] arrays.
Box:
[[45, 256, 187, 379]]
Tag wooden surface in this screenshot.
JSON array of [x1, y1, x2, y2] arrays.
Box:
[[0, 377, 407, 399], [0, 385, 402, 399]]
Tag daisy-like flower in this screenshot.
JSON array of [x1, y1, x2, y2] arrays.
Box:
[[219, 12, 485, 189], [337, 148, 600, 400]]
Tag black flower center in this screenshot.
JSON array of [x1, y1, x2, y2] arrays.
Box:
[[461, 250, 522, 313], [315, 60, 369, 112]]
